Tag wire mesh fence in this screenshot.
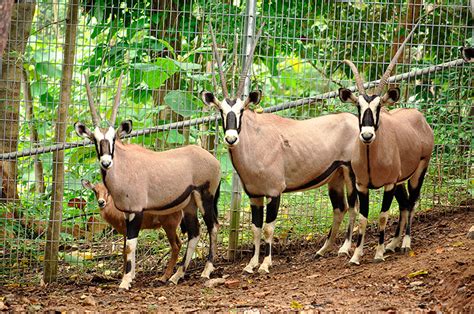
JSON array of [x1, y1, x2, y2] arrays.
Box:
[[0, 0, 472, 284]]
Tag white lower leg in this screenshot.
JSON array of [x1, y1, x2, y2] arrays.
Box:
[[350, 216, 367, 265], [119, 238, 137, 290], [243, 224, 261, 273], [386, 211, 407, 252], [201, 225, 217, 279], [401, 234, 411, 251], [318, 209, 343, 256], [170, 236, 199, 284], [374, 212, 389, 261], [339, 206, 357, 256], [258, 221, 276, 274]]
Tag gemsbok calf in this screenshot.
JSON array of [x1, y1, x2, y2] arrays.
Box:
[[201, 24, 360, 274], [82, 179, 184, 282], [338, 22, 434, 265], [75, 76, 221, 289]]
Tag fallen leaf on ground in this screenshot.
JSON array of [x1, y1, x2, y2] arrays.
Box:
[[291, 300, 303, 310], [435, 247, 444, 254], [407, 270, 429, 278]]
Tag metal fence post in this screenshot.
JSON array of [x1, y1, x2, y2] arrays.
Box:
[[227, 0, 257, 260]]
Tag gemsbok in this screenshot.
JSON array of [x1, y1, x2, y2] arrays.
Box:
[[82, 179, 184, 283], [201, 24, 360, 274], [75, 76, 221, 289], [338, 22, 434, 265]]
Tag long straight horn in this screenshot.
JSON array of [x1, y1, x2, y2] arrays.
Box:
[[374, 18, 422, 95], [209, 23, 229, 99], [342, 60, 366, 94], [109, 74, 123, 127], [84, 75, 100, 127], [235, 23, 265, 99]]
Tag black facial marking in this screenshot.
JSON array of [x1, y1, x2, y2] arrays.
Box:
[[284, 161, 351, 192], [225, 98, 237, 106], [362, 94, 378, 103], [99, 139, 111, 156], [361, 108, 375, 127], [226, 112, 238, 130]]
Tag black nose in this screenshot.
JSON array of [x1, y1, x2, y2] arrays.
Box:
[[362, 133, 373, 141], [226, 137, 237, 145], [101, 160, 111, 168], [98, 200, 105, 207]]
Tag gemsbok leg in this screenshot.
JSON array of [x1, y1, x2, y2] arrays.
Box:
[[258, 195, 280, 273], [402, 165, 428, 252], [374, 185, 396, 262], [199, 186, 220, 279], [385, 185, 409, 252], [316, 174, 346, 257], [159, 217, 183, 282], [169, 203, 200, 285], [120, 212, 144, 290], [243, 197, 264, 273], [350, 186, 369, 265], [338, 171, 358, 256]]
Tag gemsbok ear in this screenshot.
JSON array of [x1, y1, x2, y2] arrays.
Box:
[[74, 122, 93, 139], [381, 87, 400, 105], [338, 88, 358, 104], [117, 120, 133, 138], [201, 91, 220, 109], [81, 179, 94, 190], [244, 90, 262, 108]]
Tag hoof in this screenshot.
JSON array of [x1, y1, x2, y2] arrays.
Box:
[[373, 257, 385, 263], [168, 277, 179, 285], [337, 250, 350, 257], [119, 281, 131, 290], [258, 264, 270, 274], [349, 258, 360, 266], [384, 247, 396, 253], [401, 247, 412, 254], [314, 253, 324, 259], [243, 265, 255, 274]]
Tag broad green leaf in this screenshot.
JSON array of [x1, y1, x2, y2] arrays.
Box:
[[130, 59, 178, 89], [35, 62, 62, 79], [164, 90, 202, 117], [173, 60, 201, 71], [157, 129, 185, 144], [31, 80, 48, 97]]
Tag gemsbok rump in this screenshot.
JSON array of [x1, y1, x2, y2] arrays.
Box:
[[75, 76, 221, 289], [201, 24, 360, 274], [338, 21, 434, 265]]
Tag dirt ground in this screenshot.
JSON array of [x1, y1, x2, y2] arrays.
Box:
[[1, 207, 473, 312]]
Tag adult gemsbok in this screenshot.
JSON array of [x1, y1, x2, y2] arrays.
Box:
[[201, 24, 360, 274], [75, 75, 221, 289], [338, 21, 434, 265]]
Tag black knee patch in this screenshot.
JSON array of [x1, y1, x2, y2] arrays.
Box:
[[126, 212, 143, 239], [183, 213, 200, 239], [263, 242, 271, 257], [125, 260, 132, 273], [329, 188, 345, 211], [378, 230, 385, 245], [265, 196, 280, 223], [381, 189, 395, 212], [356, 233, 363, 247], [251, 203, 264, 228], [358, 191, 369, 218]]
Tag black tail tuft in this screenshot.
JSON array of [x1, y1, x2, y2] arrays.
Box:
[[213, 182, 221, 224]]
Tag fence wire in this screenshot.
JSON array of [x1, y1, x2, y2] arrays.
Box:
[[0, 0, 472, 284]]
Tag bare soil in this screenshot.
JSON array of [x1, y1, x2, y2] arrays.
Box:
[[1, 207, 473, 312]]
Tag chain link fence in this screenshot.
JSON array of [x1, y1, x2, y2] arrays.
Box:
[[0, 0, 472, 284]]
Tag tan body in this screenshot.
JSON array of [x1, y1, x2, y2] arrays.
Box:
[[231, 110, 359, 196], [105, 142, 221, 215], [84, 181, 183, 282], [352, 108, 434, 189]]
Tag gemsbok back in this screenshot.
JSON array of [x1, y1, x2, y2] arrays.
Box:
[[75, 76, 221, 289], [201, 24, 360, 274], [338, 22, 434, 265]]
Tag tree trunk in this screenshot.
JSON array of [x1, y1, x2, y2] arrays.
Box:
[[43, 0, 79, 283], [389, 0, 422, 93], [0, 0, 14, 58], [0, 1, 36, 203], [150, 0, 187, 149], [22, 68, 45, 194]]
